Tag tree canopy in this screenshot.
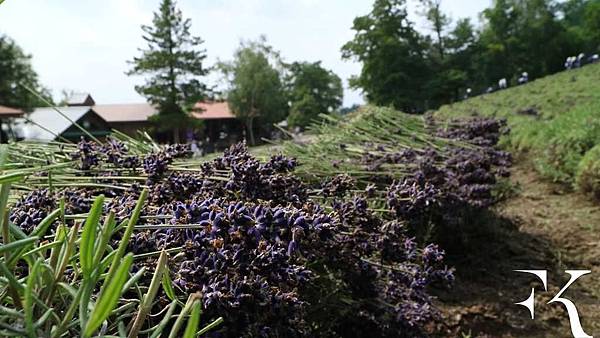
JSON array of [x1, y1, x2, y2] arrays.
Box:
[[343, 0, 600, 112], [342, 0, 428, 112], [127, 0, 209, 142], [219, 37, 287, 145], [285, 61, 343, 129], [0, 35, 52, 112]]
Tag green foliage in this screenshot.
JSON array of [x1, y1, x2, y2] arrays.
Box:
[[481, 0, 568, 81], [436, 61, 600, 188], [583, 1, 600, 46], [576, 143, 600, 198], [219, 36, 287, 145], [285, 61, 343, 129], [0, 35, 52, 112], [341, 0, 429, 112], [559, 0, 600, 50], [0, 185, 222, 337], [343, 0, 600, 111], [530, 105, 600, 184], [127, 0, 209, 142], [419, 0, 451, 60]]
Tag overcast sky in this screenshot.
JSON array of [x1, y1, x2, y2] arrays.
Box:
[[0, 0, 490, 106]]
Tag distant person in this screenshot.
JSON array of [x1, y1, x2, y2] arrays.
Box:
[[517, 72, 529, 85], [498, 78, 507, 89], [464, 88, 472, 99], [566, 56, 577, 69], [190, 141, 202, 157], [575, 53, 585, 68]]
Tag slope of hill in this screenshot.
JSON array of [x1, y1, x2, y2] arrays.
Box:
[[435, 62, 600, 190], [431, 63, 600, 337]]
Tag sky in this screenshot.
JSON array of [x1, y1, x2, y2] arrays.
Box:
[[0, 0, 490, 107]]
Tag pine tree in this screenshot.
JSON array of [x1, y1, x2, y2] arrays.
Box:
[[127, 0, 208, 143]]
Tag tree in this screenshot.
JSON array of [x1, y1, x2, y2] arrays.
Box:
[[478, 0, 567, 83], [419, 0, 451, 60], [418, 1, 470, 106], [557, 0, 600, 56], [285, 61, 343, 129], [583, 1, 600, 48], [127, 0, 209, 143], [0, 35, 52, 112], [341, 0, 429, 112], [219, 37, 287, 145]]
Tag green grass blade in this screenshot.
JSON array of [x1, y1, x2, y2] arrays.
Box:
[[127, 250, 168, 338], [168, 295, 195, 338], [48, 224, 66, 271], [22, 240, 62, 258], [0, 261, 25, 292], [105, 189, 147, 285], [57, 282, 78, 299], [8, 222, 28, 241], [33, 308, 54, 329], [24, 259, 41, 337], [0, 237, 39, 255], [84, 253, 133, 338], [149, 300, 178, 338], [93, 211, 115, 267], [183, 299, 201, 338], [162, 269, 178, 302], [30, 208, 61, 238], [198, 317, 224, 336], [80, 195, 105, 278], [0, 183, 11, 233], [0, 172, 24, 184], [121, 266, 146, 294]]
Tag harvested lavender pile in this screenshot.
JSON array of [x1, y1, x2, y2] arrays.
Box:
[[9, 139, 453, 337], [6, 104, 512, 336], [283, 106, 512, 236]]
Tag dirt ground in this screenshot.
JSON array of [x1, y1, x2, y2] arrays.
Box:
[[432, 160, 600, 337]]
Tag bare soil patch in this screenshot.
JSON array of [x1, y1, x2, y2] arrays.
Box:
[[433, 161, 600, 337]]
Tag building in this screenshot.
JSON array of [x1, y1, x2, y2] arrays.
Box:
[[66, 93, 96, 106], [192, 101, 243, 150], [14, 93, 244, 148], [93, 103, 156, 137], [0, 105, 25, 143], [15, 106, 110, 142]]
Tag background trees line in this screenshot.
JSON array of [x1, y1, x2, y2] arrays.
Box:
[[1, 0, 599, 143], [129, 0, 343, 144], [343, 0, 600, 112]]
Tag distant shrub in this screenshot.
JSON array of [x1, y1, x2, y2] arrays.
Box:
[[576, 144, 600, 198], [531, 105, 600, 185]]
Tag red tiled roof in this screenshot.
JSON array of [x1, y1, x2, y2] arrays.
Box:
[[91, 102, 235, 123], [0, 105, 24, 117], [192, 101, 235, 120], [93, 103, 157, 122]]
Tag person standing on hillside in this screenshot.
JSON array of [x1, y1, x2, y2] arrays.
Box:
[[498, 78, 507, 89], [575, 53, 585, 68], [518, 72, 528, 85]]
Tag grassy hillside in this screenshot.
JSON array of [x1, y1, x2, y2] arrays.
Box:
[[435, 62, 600, 193]]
